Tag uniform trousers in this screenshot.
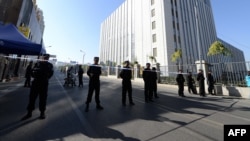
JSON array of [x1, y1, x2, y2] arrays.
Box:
[[27, 80, 48, 113], [122, 80, 132, 104], [86, 79, 100, 104]]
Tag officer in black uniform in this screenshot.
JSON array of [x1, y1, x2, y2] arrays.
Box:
[[207, 70, 215, 95], [120, 61, 135, 106], [21, 54, 54, 120], [24, 61, 33, 87], [78, 65, 84, 87], [176, 69, 186, 97], [143, 63, 153, 102], [197, 69, 206, 97], [151, 67, 159, 98], [85, 57, 103, 112]]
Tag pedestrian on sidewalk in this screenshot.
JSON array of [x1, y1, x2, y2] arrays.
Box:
[[21, 54, 54, 120], [143, 63, 153, 102], [152, 67, 159, 98], [120, 61, 135, 106], [78, 65, 84, 87], [197, 69, 206, 97], [24, 61, 33, 87], [207, 70, 215, 95], [85, 57, 103, 112], [187, 72, 197, 94], [176, 69, 186, 97]]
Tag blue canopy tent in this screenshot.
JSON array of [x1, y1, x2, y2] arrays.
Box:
[[0, 24, 46, 55]]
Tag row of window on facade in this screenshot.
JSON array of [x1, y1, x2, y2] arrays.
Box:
[[151, 0, 178, 6]]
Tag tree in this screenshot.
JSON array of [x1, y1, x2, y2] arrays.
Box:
[[171, 49, 182, 62], [208, 41, 232, 85], [148, 55, 157, 64], [171, 49, 182, 71], [207, 41, 232, 57]]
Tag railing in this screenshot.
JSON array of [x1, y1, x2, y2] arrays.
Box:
[[100, 61, 250, 87]]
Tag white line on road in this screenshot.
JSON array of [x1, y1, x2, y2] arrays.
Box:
[[55, 76, 102, 141]]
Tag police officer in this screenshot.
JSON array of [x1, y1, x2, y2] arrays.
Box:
[[197, 69, 206, 97], [187, 72, 197, 94], [152, 67, 159, 98], [24, 61, 33, 87], [143, 63, 153, 102], [85, 57, 103, 112], [207, 70, 215, 95], [176, 69, 186, 97], [120, 61, 135, 106], [21, 54, 54, 120], [78, 65, 84, 87]]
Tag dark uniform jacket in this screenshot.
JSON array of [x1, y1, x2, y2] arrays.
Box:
[[176, 73, 185, 84], [207, 73, 214, 85], [120, 67, 132, 81], [25, 64, 32, 78], [143, 68, 152, 82], [87, 65, 101, 81], [31, 61, 53, 82]]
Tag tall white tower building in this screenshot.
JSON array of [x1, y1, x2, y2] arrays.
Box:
[[99, 0, 245, 74]]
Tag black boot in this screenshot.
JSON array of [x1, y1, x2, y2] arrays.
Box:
[[96, 104, 104, 110], [21, 111, 32, 121], [39, 112, 46, 119]]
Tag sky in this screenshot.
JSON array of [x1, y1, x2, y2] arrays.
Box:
[[36, 0, 250, 64]]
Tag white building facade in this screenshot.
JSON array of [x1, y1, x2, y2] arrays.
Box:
[[99, 0, 245, 74]]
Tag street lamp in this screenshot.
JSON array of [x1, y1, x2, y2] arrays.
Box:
[[80, 50, 85, 65], [195, 0, 202, 69]]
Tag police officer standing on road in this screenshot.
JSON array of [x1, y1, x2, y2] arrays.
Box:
[[21, 54, 54, 120], [207, 70, 215, 95], [24, 61, 33, 87], [197, 69, 206, 97], [85, 57, 103, 112], [143, 63, 153, 102], [78, 65, 84, 87], [176, 69, 186, 97], [152, 67, 159, 98], [120, 61, 135, 106]]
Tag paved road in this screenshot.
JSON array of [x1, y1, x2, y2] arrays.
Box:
[[0, 70, 250, 141]]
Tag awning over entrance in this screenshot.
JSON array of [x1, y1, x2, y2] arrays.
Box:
[[0, 24, 46, 55]]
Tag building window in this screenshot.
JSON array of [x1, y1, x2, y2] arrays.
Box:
[[153, 48, 157, 57], [152, 21, 156, 29], [151, 9, 155, 17], [151, 0, 155, 5], [152, 34, 157, 42], [174, 35, 177, 42]]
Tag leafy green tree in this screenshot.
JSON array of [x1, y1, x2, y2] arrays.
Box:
[[208, 41, 232, 85], [207, 41, 232, 57], [171, 49, 182, 62]]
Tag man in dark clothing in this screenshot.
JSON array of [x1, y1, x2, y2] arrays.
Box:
[[176, 70, 186, 97], [85, 57, 103, 112], [143, 63, 153, 102], [21, 54, 54, 120], [187, 72, 197, 94], [207, 71, 215, 95], [197, 69, 206, 97], [78, 65, 84, 87], [152, 67, 159, 98], [120, 61, 135, 106], [24, 61, 33, 87]]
